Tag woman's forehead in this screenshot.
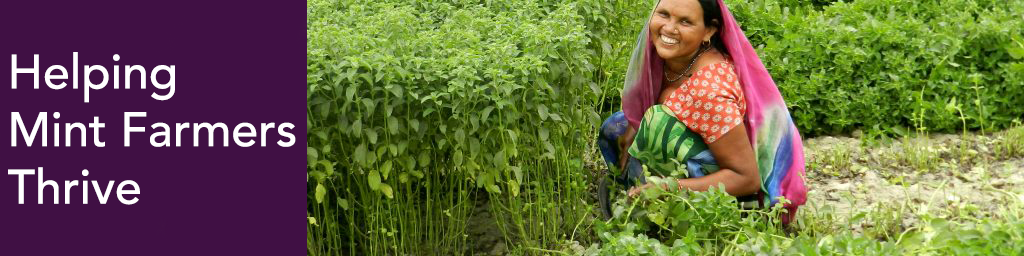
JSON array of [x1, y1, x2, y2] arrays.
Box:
[[657, 0, 704, 19]]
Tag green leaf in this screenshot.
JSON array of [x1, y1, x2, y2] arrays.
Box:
[[360, 73, 373, 85], [410, 170, 424, 179], [537, 104, 549, 120], [368, 170, 382, 191], [648, 211, 665, 227], [403, 156, 417, 169], [512, 166, 523, 184], [387, 84, 403, 97], [338, 197, 349, 211], [317, 102, 330, 118], [387, 117, 400, 135], [409, 119, 420, 132], [318, 160, 334, 177], [454, 128, 466, 144], [388, 144, 398, 156], [492, 149, 506, 168], [543, 141, 556, 159], [399, 173, 409, 183], [362, 98, 376, 113], [477, 172, 490, 188], [469, 138, 481, 156], [506, 129, 518, 144], [381, 160, 393, 180], [380, 184, 394, 199], [351, 119, 363, 136], [453, 150, 464, 168], [481, 106, 495, 121], [487, 184, 502, 194], [354, 143, 368, 166], [418, 152, 431, 167], [397, 141, 408, 155], [509, 180, 519, 197], [309, 171, 326, 183], [307, 147, 319, 165], [315, 183, 326, 204], [345, 86, 357, 101], [1006, 45, 1024, 59], [365, 129, 378, 144]]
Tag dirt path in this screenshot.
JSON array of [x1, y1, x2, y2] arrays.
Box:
[[802, 133, 1024, 234]]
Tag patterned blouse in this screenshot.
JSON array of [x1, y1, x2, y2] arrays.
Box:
[[664, 61, 746, 144], [626, 61, 746, 177]]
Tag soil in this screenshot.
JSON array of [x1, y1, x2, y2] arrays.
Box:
[[802, 132, 1024, 234], [468, 193, 508, 255]]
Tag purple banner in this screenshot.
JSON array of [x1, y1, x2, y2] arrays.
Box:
[[0, 1, 301, 254]]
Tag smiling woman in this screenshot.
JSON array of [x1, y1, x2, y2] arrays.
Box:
[[648, 0, 721, 74], [596, 0, 807, 224]]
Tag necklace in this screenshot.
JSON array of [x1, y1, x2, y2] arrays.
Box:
[[664, 47, 709, 83]]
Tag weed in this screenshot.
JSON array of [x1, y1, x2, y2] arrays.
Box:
[[995, 120, 1024, 158], [897, 136, 941, 172]]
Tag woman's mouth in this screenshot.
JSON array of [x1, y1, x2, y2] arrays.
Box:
[[659, 34, 679, 45]]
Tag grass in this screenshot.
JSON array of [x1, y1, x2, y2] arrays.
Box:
[[897, 135, 941, 173], [995, 120, 1024, 158], [813, 143, 860, 178]]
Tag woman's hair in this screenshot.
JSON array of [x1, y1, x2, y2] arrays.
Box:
[[697, 0, 729, 55]]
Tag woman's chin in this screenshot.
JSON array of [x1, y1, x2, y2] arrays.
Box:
[[654, 47, 682, 61]]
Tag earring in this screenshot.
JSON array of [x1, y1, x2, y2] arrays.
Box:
[[701, 40, 711, 50]]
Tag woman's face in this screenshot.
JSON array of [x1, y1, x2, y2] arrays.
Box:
[[649, 0, 717, 62]]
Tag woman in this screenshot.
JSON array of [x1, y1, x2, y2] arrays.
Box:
[[597, 0, 807, 224]]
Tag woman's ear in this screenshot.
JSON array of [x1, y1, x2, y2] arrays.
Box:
[[704, 19, 720, 41]]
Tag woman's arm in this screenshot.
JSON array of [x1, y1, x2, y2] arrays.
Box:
[[629, 123, 760, 197]]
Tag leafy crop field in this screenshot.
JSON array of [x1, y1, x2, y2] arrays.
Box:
[[306, 0, 1024, 255]]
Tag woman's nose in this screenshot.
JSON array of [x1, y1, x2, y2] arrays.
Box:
[[661, 22, 678, 35]]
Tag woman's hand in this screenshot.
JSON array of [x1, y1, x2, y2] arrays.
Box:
[[627, 178, 679, 197], [627, 183, 653, 197]]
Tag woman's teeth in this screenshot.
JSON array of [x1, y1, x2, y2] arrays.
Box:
[[660, 35, 679, 45]]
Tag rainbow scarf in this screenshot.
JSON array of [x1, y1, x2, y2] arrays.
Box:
[[621, 0, 807, 223]]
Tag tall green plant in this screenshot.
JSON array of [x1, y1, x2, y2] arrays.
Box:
[[306, 0, 615, 254]]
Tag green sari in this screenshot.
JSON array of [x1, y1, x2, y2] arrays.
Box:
[[627, 105, 719, 178]]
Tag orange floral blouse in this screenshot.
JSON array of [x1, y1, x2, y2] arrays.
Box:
[[663, 61, 746, 144]]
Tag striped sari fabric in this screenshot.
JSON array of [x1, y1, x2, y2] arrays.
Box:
[[627, 105, 719, 179]]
